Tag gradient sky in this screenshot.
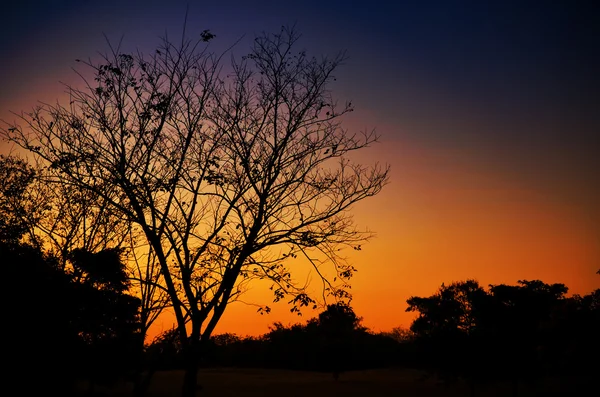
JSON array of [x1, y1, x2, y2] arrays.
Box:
[[2, 0, 598, 337]]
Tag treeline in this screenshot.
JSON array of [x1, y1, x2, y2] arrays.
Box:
[[4, 224, 599, 394], [2, 153, 598, 393], [404, 279, 599, 388], [146, 303, 404, 374], [147, 279, 599, 384]]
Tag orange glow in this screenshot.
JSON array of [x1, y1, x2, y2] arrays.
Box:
[[2, 37, 597, 343], [146, 139, 598, 340]]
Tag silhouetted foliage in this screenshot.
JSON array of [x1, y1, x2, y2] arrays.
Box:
[[2, 239, 141, 394], [3, 240, 76, 394], [406, 279, 599, 395], [69, 247, 130, 291], [145, 327, 185, 370], [0, 155, 38, 244], [316, 303, 364, 378], [145, 303, 405, 377], [68, 248, 142, 389]]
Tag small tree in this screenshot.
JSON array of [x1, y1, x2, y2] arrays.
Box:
[[406, 280, 488, 385], [407, 279, 578, 396], [2, 26, 389, 396], [317, 303, 363, 379], [384, 326, 416, 343]]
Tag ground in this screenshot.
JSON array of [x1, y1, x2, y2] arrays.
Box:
[[74, 367, 593, 397]]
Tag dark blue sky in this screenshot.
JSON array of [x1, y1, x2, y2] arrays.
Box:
[[2, 0, 598, 218]]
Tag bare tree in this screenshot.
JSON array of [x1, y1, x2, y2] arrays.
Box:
[[2, 26, 389, 396]]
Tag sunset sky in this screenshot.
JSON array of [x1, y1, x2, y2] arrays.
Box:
[[2, 1, 598, 338]]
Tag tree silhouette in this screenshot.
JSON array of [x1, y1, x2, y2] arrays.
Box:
[[2, 237, 141, 395], [1, 26, 389, 396], [406, 279, 590, 396], [257, 303, 370, 374], [0, 155, 39, 244], [317, 303, 363, 379], [382, 326, 415, 343], [406, 280, 489, 387], [2, 239, 76, 395], [67, 248, 142, 393]]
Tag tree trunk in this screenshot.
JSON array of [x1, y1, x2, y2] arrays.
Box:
[[469, 378, 476, 397], [133, 368, 155, 397], [181, 339, 202, 397], [182, 366, 199, 397]]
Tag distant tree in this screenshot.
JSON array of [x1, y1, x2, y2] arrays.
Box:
[[316, 303, 364, 379], [318, 302, 362, 332], [383, 326, 415, 343], [1, 26, 389, 396], [407, 279, 578, 396], [486, 280, 569, 395], [203, 333, 243, 366], [210, 332, 242, 347], [407, 279, 486, 337], [406, 279, 488, 387], [551, 288, 600, 376], [145, 327, 184, 370]]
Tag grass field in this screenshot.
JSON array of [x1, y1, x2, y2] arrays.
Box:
[[77, 367, 594, 397]]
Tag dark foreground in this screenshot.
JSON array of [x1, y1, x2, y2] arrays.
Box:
[[73, 367, 594, 397]]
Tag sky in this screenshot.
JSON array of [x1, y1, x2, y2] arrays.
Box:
[[2, 0, 599, 337]]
